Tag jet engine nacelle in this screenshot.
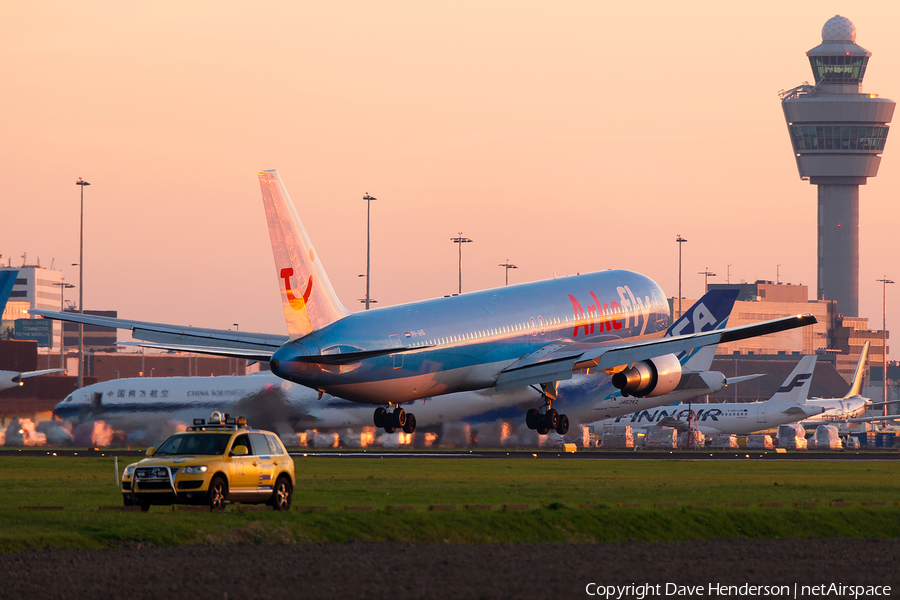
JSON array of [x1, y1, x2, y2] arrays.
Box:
[[611, 354, 682, 397], [0, 371, 23, 393]]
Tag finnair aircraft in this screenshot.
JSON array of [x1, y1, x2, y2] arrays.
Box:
[[0, 270, 65, 391], [51, 291, 749, 444], [587, 355, 824, 437], [32, 170, 816, 435]]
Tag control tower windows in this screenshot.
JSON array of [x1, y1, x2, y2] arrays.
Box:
[[790, 125, 888, 152], [808, 55, 868, 84]]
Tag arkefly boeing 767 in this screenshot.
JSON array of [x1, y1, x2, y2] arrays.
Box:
[[32, 170, 817, 435]]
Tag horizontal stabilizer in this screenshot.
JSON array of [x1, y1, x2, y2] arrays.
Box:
[[30, 309, 287, 354], [116, 342, 275, 362], [780, 405, 824, 417], [725, 373, 766, 385], [17, 368, 67, 381]]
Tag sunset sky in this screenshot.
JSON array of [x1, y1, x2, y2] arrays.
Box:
[[3, 2, 899, 354]]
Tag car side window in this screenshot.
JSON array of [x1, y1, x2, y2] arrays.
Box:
[[249, 433, 271, 456], [231, 434, 250, 455], [265, 434, 285, 456]]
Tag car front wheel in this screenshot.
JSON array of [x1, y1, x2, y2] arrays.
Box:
[[272, 476, 292, 512], [207, 475, 228, 512]]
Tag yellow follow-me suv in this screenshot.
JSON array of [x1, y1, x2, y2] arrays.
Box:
[[121, 413, 295, 512]]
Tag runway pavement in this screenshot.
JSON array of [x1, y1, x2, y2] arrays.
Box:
[[1, 448, 898, 460]]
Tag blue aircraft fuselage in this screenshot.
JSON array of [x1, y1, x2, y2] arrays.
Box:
[[270, 269, 670, 405]]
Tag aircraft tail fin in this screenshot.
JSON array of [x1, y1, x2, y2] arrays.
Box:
[[844, 340, 870, 398], [258, 170, 350, 340], [666, 289, 739, 371], [769, 355, 817, 405], [0, 270, 18, 316]]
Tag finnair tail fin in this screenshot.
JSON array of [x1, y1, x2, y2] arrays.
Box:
[[0, 270, 18, 316], [844, 340, 870, 398], [769, 355, 817, 405], [258, 170, 350, 340], [666, 289, 739, 371]]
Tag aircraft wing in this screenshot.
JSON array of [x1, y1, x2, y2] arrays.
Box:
[[655, 416, 689, 431], [495, 313, 816, 391], [29, 309, 287, 356], [842, 415, 900, 424]]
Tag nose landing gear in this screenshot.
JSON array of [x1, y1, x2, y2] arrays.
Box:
[[374, 406, 417, 434]]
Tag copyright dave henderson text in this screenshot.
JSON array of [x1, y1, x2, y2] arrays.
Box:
[[585, 583, 892, 599]]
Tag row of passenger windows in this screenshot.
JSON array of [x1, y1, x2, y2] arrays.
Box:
[[408, 317, 555, 348], [407, 301, 657, 348], [809, 56, 868, 83], [790, 125, 888, 152]]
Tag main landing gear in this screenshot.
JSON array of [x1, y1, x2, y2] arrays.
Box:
[[525, 382, 569, 436], [373, 406, 417, 434]]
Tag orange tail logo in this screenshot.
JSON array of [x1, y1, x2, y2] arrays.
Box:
[[281, 268, 313, 311]]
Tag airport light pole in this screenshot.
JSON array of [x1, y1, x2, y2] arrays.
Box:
[[878, 277, 894, 417], [52, 280, 75, 370], [357, 274, 377, 307], [76, 177, 90, 388], [451, 233, 474, 294], [499, 260, 517, 286], [676, 235, 687, 319], [698, 268, 716, 294], [363, 193, 376, 310]]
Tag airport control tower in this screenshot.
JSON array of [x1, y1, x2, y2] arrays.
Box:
[[781, 15, 894, 317]]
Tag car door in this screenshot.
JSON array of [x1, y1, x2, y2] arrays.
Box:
[[228, 433, 259, 500], [249, 432, 276, 498]]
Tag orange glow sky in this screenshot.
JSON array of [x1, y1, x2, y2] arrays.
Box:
[[2, 2, 899, 354]]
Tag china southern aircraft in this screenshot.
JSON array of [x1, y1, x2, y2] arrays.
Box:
[[51, 291, 750, 444], [31, 170, 816, 435], [53, 371, 513, 441], [0, 270, 65, 391], [587, 354, 825, 437]]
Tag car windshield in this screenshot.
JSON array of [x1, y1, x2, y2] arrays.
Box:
[[154, 433, 232, 456]]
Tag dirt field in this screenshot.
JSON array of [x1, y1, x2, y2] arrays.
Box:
[[3, 537, 898, 599]]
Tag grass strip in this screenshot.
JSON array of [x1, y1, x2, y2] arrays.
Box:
[[0, 455, 897, 552]]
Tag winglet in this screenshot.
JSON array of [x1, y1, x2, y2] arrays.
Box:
[[844, 340, 870, 398], [258, 170, 350, 340]]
